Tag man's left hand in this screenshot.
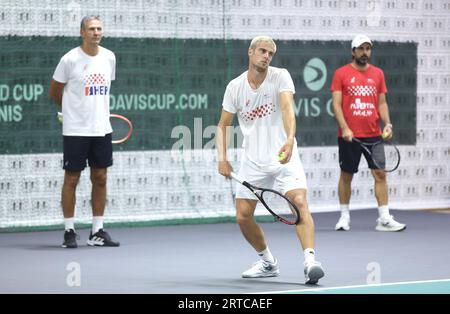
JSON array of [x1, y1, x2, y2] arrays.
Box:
[[278, 140, 294, 164], [382, 124, 393, 140]]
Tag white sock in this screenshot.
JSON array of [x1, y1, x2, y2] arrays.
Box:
[[257, 247, 275, 263], [340, 204, 350, 218], [304, 248, 316, 264], [92, 216, 104, 234], [378, 205, 390, 220], [64, 218, 74, 231]]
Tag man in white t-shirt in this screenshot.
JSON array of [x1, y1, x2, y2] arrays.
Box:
[[49, 16, 119, 248], [216, 36, 324, 284]]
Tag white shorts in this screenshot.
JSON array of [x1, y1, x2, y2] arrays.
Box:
[[235, 153, 308, 200]]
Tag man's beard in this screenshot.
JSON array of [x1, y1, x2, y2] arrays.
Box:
[[355, 55, 369, 66]]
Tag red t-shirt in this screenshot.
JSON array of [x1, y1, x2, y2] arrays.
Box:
[[330, 63, 388, 138]]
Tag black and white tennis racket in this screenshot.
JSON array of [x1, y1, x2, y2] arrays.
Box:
[[230, 172, 300, 225], [352, 137, 401, 172]]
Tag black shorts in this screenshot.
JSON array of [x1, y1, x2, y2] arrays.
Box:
[[63, 134, 113, 171], [338, 136, 381, 173]]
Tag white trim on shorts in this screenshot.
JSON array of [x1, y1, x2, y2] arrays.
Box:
[[235, 152, 308, 200]]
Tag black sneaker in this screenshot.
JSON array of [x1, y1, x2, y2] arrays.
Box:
[[87, 229, 120, 247], [62, 229, 78, 248]]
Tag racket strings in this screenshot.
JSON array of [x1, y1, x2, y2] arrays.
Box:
[[261, 190, 299, 224], [371, 143, 400, 171]]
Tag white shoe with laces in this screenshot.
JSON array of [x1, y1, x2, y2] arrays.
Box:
[[304, 260, 325, 284], [335, 215, 350, 231], [376, 215, 406, 232], [241, 259, 280, 278]]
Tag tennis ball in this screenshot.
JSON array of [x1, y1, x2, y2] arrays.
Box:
[[278, 152, 286, 161], [57, 112, 63, 124], [382, 131, 388, 139]]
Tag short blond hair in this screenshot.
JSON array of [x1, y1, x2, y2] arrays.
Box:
[[249, 36, 277, 53]]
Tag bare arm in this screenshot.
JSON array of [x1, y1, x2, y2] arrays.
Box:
[[278, 91, 296, 164], [331, 91, 353, 142], [216, 109, 235, 177], [48, 79, 65, 107], [378, 93, 393, 139]]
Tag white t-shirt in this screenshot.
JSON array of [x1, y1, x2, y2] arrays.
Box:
[[222, 66, 297, 166], [53, 46, 115, 136]]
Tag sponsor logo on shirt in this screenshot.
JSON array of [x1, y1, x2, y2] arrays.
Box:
[[83, 73, 109, 96], [350, 98, 375, 117]]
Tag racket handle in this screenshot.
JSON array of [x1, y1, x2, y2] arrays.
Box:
[[230, 172, 244, 183], [57, 112, 63, 124]]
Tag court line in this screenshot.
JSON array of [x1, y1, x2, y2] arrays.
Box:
[[253, 278, 450, 294]]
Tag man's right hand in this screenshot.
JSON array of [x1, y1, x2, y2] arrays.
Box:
[[342, 127, 354, 142], [218, 161, 233, 178]]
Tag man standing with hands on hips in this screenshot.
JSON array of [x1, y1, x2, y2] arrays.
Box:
[[331, 34, 406, 232]]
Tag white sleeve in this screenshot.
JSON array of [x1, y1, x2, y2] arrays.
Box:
[[221, 84, 237, 114], [278, 69, 295, 94], [52, 56, 69, 84]]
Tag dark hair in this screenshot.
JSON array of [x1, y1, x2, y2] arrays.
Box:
[[80, 15, 101, 29]]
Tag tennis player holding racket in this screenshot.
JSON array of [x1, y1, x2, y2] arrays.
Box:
[[217, 36, 324, 284], [331, 34, 406, 232], [49, 16, 120, 248]]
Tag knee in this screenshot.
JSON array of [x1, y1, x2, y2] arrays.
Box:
[[236, 211, 254, 226], [291, 194, 310, 218], [340, 171, 354, 183], [91, 172, 107, 186], [372, 170, 386, 182], [64, 172, 80, 187]]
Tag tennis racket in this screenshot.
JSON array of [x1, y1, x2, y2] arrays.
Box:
[[230, 172, 300, 225], [352, 137, 401, 172], [110, 114, 133, 144], [57, 112, 133, 144]]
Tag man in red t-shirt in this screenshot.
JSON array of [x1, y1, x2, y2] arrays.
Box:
[[330, 34, 406, 232]]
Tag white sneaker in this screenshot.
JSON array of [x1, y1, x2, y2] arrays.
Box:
[[335, 215, 350, 231], [241, 259, 280, 278], [304, 261, 325, 284], [376, 215, 406, 232]]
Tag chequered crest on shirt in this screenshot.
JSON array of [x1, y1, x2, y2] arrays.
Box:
[[347, 85, 377, 96], [83, 74, 107, 85], [240, 103, 275, 122]]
